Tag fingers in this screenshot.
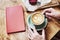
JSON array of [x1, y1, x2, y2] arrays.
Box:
[[28, 27, 33, 35], [28, 26, 38, 33], [28, 27, 46, 40], [28, 27, 34, 39], [28, 27, 40, 39], [46, 13, 55, 19], [28, 33, 33, 39], [46, 13, 52, 16], [31, 27, 40, 35], [42, 8, 51, 14], [46, 15, 53, 20], [43, 12, 53, 19], [42, 29, 45, 40], [42, 8, 56, 19], [44, 8, 54, 12], [42, 29, 45, 37], [28, 27, 45, 40], [42, 8, 54, 15]]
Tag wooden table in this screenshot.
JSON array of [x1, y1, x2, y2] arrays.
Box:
[[0, 0, 60, 40]]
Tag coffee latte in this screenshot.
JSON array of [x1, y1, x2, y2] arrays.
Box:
[[31, 13, 44, 25]]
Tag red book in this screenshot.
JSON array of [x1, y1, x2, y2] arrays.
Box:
[[6, 6, 25, 33]]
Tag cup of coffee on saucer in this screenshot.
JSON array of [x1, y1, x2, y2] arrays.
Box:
[[27, 12, 48, 31]]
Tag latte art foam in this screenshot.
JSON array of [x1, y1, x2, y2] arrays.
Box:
[[31, 13, 44, 25]]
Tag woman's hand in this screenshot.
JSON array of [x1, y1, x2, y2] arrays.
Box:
[[42, 8, 60, 19], [28, 27, 45, 40]]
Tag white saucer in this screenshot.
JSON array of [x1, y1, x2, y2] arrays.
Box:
[[22, 0, 51, 11]]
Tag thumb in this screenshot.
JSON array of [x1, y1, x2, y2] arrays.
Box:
[[42, 29, 45, 39], [42, 29, 45, 37]]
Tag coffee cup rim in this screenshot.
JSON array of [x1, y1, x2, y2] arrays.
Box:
[[31, 13, 45, 25]]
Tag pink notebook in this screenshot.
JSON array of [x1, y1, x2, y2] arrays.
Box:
[[6, 6, 25, 33]]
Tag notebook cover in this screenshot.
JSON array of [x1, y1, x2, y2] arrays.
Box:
[[6, 6, 25, 33]]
